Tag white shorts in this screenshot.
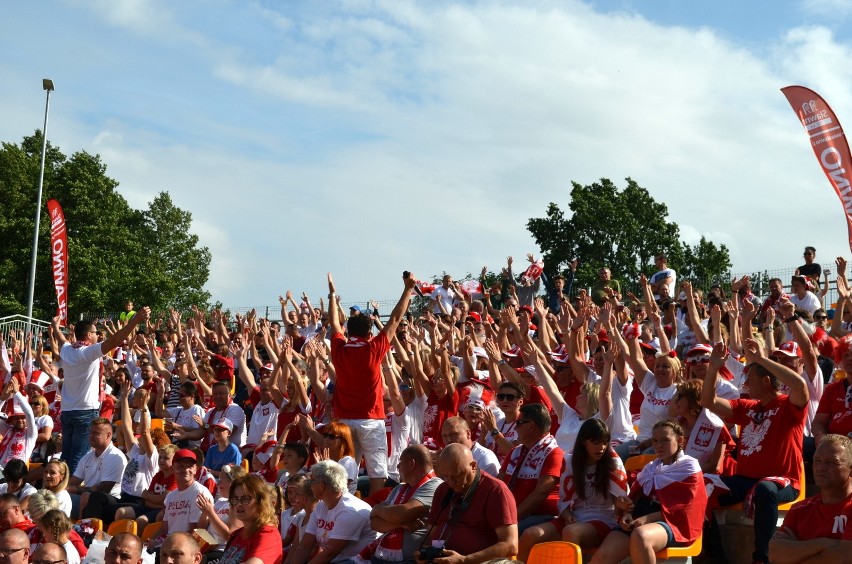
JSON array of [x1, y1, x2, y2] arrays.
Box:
[[339, 418, 387, 479]]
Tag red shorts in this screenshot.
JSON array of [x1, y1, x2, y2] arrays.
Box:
[[547, 517, 613, 545]]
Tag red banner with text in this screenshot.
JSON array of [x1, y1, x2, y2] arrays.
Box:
[[46, 199, 68, 326], [782, 85, 852, 252]]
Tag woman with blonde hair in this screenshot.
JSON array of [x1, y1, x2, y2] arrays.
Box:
[[219, 474, 283, 564], [42, 460, 71, 517]]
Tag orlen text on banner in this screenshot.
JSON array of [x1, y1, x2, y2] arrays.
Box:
[[46, 199, 68, 326], [781, 85, 852, 252]]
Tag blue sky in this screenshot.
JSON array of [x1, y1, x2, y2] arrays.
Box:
[[4, 0, 852, 311]]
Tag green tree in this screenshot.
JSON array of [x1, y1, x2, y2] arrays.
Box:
[[0, 131, 211, 319], [527, 177, 730, 295]]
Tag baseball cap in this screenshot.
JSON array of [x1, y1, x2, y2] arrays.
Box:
[[772, 341, 803, 359], [350, 305, 363, 313], [174, 449, 197, 463], [212, 419, 234, 432]]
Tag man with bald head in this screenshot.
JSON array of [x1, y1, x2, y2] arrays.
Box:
[[104, 533, 143, 564], [160, 532, 202, 564], [371, 445, 442, 562], [418, 444, 517, 564], [0, 529, 30, 564], [441, 416, 500, 476], [31, 542, 67, 564]]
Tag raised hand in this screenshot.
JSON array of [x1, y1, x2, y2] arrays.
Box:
[[742, 338, 766, 364], [709, 341, 729, 370]]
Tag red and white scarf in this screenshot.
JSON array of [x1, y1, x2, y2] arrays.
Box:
[[636, 453, 707, 543], [684, 409, 724, 464], [365, 472, 437, 561], [560, 450, 628, 511], [505, 434, 559, 482]]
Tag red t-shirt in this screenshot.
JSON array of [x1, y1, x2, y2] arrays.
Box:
[[427, 472, 517, 556], [149, 470, 177, 496], [781, 492, 852, 540], [500, 436, 563, 516], [276, 408, 304, 443], [330, 332, 390, 420], [221, 524, 283, 564], [816, 379, 852, 438], [729, 395, 806, 489], [422, 389, 460, 449]]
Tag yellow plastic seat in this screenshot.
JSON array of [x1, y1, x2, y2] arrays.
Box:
[[624, 454, 657, 473], [107, 519, 138, 536], [150, 418, 165, 430], [527, 541, 581, 564], [656, 533, 702, 560], [241, 459, 250, 471], [141, 521, 164, 542], [720, 462, 806, 511]]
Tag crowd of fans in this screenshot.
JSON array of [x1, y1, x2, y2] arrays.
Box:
[[0, 248, 850, 564]]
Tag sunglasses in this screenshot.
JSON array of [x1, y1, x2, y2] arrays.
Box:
[[815, 315, 828, 320], [516, 419, 531, 426], [496, 394, 518, 401]]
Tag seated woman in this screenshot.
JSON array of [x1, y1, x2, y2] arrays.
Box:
[[27, 490, 87, 559], [27, 395, 53, 466], [616, 419, 707, 563], [0, 460, 37, 513], [198, 463, 247, 564], [672, 379, 736, 475], [41, 460, 72, 517], [281, 474, 316, 558], [219, 474, 284, 564], [518, 419, 629, 561]]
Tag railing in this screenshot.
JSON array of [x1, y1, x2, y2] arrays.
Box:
[[0, 315, 52, 349]]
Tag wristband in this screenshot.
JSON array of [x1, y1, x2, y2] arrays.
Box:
[[498, 360, 507, 366], [783, 314, 798, 324], [490, 428, 500, 437]]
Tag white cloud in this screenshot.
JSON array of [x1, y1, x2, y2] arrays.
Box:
[[8, 1, 852, 308]]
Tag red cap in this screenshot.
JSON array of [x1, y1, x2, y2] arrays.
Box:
[[772, 341, 803, 359], [174, 449, 197, 463], [466, 312, 482, 323]]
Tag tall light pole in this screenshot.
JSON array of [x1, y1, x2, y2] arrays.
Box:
[[25, 78, 55, 332]]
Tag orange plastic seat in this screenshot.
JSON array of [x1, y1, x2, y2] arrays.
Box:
[[107, 519, 137, 536], [624, 454, 657, 472], [141, 521, 164, 542], [527, 541, 582, 564]]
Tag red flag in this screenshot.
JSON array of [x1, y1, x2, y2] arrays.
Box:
[[46, 199, 68, 326], [781, 86, 852, 252]]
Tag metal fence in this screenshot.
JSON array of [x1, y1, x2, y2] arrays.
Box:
[[73, 267, 842, 323], [0, 315, 52, 350]]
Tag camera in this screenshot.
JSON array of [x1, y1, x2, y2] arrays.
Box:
[[419, 546, 444, 562]]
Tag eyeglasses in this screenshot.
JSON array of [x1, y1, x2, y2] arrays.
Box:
[[0, 547, 27, 558], [322, 433, 340, 440], [815, 315, 828, 321], [496, 394, 518, 401], [230, 496, 254, 506], [516, 419, 530, 426]]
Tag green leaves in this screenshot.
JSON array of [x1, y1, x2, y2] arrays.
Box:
[[527, 177, 731, 294], [0, 132, 211, 320]]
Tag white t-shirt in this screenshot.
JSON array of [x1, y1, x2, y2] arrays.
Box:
[[0, 483, 36, 502], [608, 374, 636, 444], [58, 342, 104, 411], [0, 393, 38, 466], [471, 442, 500, 476], [164, 481, 214, 533], [650, 268, 677, 301], [246, 400, 281, 447], [166, 404, 205, 447], [637, 371, 677, 441], [555, 404, 585, 454], [386, 408, 412, 482], [407, 395, 427, 446], [208, 497, 231, 549], [338, 456, 358, 494], [305, 493, 379, 562], [73, 444, 127, 499], [55, 489, 72, 517], [120, 444, 158, 497], [204, 404, 247, 447], [789, 292, 821, 316], [62, 539, 81, 564]]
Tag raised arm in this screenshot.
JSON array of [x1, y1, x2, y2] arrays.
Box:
[[382, 272, 417, 337], [521, 336, 567, 414], [100, 307, 151, 354], [778, 298, 820, 385], [682, 281, 709, 344], [326, 274, 343, 336], [702, 342, 733, 419]]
